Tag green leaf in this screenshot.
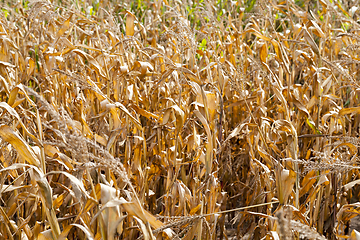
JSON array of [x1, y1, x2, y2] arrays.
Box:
[[306, 118, 322, 135], [245, 0, 256, 12]]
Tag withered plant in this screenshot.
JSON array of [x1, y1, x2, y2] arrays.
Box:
[[1, 0, 360, 239]]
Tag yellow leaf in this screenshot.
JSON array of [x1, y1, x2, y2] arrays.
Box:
[[95, 134, 107, 146], [194, 109, 213, 174], [0, 124, 40, 167], [0, 101, 41, 146], [271, 40, 283, 62], [58, 225, 73, 240], [350, 229, 360, 240], [259, 42, 267, 64], [131, 104, 159, 120], [310, 20, 325, 38], [339, 107, 360, 116], [189, 203, 202, 215], [56, 13, 73, 39], [206, 92, 217, 122], [171, 105, 184, 135], [0, 74, 10, 95], [126, 11, 135, 36], [300, 170, 316, 198], [276, 166, 296, 205], [27, 58, 36, 75], [53, 193, 65, 210], [257, 145, 273, 167], [247, 28, 271, 41], [7, 86, 19, 107]]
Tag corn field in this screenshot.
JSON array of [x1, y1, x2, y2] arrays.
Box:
[[1, 0, 360, 239]]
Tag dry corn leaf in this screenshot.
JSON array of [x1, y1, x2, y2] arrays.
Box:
[[36, 177, 53, 209], [343, 179, 360, 192], [300, 170, 317, 198], [115, 102, 143, 131], [106, 128, 122, 151], [131, 104, 159, 120], [257, 145, 273, 167], [182, 219, 201, 240], [91, 197, 174, 238], [44, 144, 73, 170], [125, 11, 135, 36], [132, 61, 154, 75], [27, 58, 36, 75], [133, 216, 154, 240], [0, 74, 10, 94], [53, 193, 65, 210], [171, 105, 185, 135], [56, 14, 73, 39], [276, 166, 296, 205], [331, 142, 358, 155], [224, 122, 248, 142], [310, 20, 325, 38], [0, 184, 30, 193], [38, 230, 54, 240], [350, 229, 360, 240], [339, 107, 360, 116], [0, 61, 16, 68], [259, 42, 267, 64], [95, 134, 108, 146], [246, 28, 271, 41], [58, 225, 73, 240], [46, 171, 95, 202], [72, 49, 107, 78], [206, 92, 217, 122], [303, 27, 320, 56], [0, 102, 41, 146], [1, 0, 359, 239], [0, 125, 40, 167], [194, 109, 213, 174], [71, 224, 94, 240], [109, 215, 127, 240]]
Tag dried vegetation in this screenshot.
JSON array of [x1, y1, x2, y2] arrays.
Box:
[[1, 0, 360, 239]]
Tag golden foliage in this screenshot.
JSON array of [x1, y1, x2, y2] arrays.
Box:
[[1, 0, 360, 239]]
